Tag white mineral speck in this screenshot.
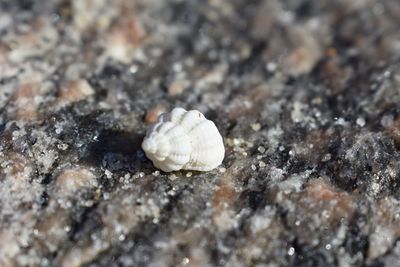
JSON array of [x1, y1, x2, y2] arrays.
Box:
[[356, 117, 366, 127], [84, 200, 94, 207], [335, 117, 347, 126], [129, 65, 138, 74], [270, 167, 285, 181], [266, 62, 277, 72], [118, 234, 126, 242], [182, 257, 190, 265], [55, 126, 63, 134], [371, 182, 380, 193], [57, 143, 69, 150], [169, 174, 178, 181], [322, 153, 332, 162], [172, 62, 183, 72], [233, 138, 241, 146], [257, 146, 266, 153], [291, 102, 306, 123], [105, 170, 112, 179], [33, 229, 39, 236], [251, 123, 261, 132], [288, 247, 295, 256]]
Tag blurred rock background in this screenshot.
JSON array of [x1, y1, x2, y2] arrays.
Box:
[[1, 0, 400, 266]]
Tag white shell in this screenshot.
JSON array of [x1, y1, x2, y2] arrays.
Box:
[[142, 107, 225, 172]]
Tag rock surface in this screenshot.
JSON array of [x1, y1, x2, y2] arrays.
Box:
[[1, 0, 400, 266]]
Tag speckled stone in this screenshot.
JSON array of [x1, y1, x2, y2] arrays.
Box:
[[1, 0, 400, 266]]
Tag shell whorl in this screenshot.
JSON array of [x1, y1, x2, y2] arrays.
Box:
[[142, 107, 224, 172]]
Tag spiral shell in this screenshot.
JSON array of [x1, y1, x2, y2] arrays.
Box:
[[142, 107, 225, 172]]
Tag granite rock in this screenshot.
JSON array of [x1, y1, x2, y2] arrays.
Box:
[[1, 0, 400, 266]]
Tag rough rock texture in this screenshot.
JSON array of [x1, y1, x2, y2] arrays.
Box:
[[1, 0, 400, 266]]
